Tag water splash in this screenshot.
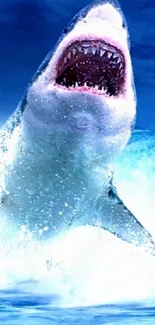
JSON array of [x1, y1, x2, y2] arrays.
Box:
[[0, 130, 155, 308], [114, 130, 155, 237]]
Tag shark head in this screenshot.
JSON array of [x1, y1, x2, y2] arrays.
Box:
[[21, 0, 136, 165]]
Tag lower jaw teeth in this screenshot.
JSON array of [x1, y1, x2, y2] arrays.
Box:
[[68, 82, 108, 93], [58, 79, 119, 95], [58, 82, 119, 96]]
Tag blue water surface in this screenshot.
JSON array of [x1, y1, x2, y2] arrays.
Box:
[[1, 293, 155, 325], [1, 0, 155, 324]]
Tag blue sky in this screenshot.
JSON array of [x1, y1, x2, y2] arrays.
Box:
[[0, 0, 155, 129]]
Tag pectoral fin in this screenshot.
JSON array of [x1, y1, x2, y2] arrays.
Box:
[[95, 182, 155, 255]]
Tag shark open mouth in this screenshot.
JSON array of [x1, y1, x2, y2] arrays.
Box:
[[56, 40, 125, 97]]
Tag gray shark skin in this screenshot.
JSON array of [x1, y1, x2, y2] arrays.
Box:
[[0, 0, 155, 254]]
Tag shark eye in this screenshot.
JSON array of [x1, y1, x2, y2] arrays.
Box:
[[63, 27, 69, 35], [62, 15, 80, 36], [56, 40, 125, 97], [122, 21, 125, 28]]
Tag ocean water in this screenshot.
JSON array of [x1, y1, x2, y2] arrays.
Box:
[[1, 0, 155, 324]]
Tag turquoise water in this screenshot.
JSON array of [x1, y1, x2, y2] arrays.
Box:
[[0, 130, 155, 324]]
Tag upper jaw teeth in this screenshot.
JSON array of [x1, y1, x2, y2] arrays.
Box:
[[72, 48, 76, 55], [107, 52, 112, 59], [63, 41, 123, 67], [92, 47, 96, 55], [67, 52, 71, 59], [84, 48, 88, 55], [100, 49, 105, 57]]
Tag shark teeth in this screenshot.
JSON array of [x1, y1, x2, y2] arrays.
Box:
[[63, 41, 124, 71], [84, 48, 88, 55], [57, 39, 125, 96], [67, 51, 71, 59], [100, 49, 105, 57], [72, 48, 76, 56], [92, 47, 96, 55], [69, 81, 108, 94], [107, 52, 113, 59]]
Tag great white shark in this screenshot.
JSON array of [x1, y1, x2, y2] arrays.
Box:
[[0, 0, 155, 253]]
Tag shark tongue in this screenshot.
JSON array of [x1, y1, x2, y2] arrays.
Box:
[[56, 40, 125, 96]]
